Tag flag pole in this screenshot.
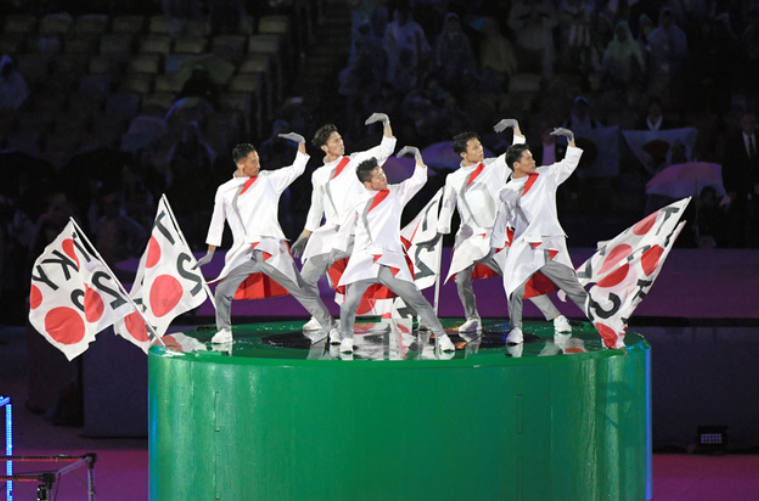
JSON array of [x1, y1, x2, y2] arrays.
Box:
[[160, 194, 217, 308], [70, 218, 166, 348], [432, 233, 443, 315]]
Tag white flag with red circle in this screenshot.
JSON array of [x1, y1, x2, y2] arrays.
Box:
[[29, 220, 134, 361], [113, 196, 210, 352], [575, 198, 690, 349]]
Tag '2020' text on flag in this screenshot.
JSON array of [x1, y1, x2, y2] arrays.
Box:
[[114, 196, 210, 352], [29, 219, 134, 360], [575, 198, 690, 349]]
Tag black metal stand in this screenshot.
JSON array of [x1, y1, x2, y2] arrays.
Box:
[[1, 454, 97, 501]]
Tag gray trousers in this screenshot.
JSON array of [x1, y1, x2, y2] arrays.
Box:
[[508, 257, 588, 330], [300, 248, 351, 297], [455, 256, 561, 322], [215, 250, 335, 331], [341, 265, 445, 340]]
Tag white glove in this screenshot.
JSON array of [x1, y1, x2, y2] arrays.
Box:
[[278, 132, 306, 145], [396, 145, 422, 161], [365, 113, 390, 126], [194, 250, 214, 269], [291, 234, 309, 258], [493, 118, 519, 133], [550, 127, 574, 143]]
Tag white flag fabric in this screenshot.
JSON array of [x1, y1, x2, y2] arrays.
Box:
[[400, 187, 443, 290], [29, 220, 134, 360], [113, 196, 210, 352], [621, 128, 698, 170], [574, 125, 620, 178], [576, 198, 690, 349]]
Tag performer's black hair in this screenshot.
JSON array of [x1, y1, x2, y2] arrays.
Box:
[[313, 124, 338, 148], [356, 157, 379, 184], [505, 143, 531, 170], [232, 143, 257, 163], [452, 131, 480, 155]]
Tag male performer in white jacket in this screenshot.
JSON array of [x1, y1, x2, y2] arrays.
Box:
[[333, 148, 455, 355], [290, 113, 397, 336], [437, 119, 569, 334], [493, 127, 589, 344], [196, 135, 338, 343]]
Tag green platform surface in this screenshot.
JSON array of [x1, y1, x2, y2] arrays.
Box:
[[149, 319, 652, 501]]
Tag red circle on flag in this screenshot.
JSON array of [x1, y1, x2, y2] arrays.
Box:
[[45, 307, 85, 345], [596, 263, 630, 288], [595, 322, 619, 349], [162, 335, 180, 350], [149, 275, 183, 317], [124, 310, 149, 342], [146, 236, 161, 268], [84, 285, 105, 323], [30, 284, 42, 309], [62, 238, 80, 269], [641, 245, 665, 277], [633, 212, 657, 235], [598, 244, 632, 275]]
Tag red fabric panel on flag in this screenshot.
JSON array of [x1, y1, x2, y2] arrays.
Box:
[[239, 176, 258, 195], [368, 189, 390, 212], [233, 273, 290, 299], [331, 157, 351, 179], [327, 257, 349, 294], [466, 163, 485, 187], [521, 173, 539, 197], [523, 271, 559, 299]]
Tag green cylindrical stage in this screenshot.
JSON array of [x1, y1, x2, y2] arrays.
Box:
[[149, 320, 651, 501]]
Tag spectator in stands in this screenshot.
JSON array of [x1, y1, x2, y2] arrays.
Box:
[[601, 21, 646, 91], [348, 0, 389, 39], [383, 3, 431, 94], [557, 0, 593, 72], [0, 55, 28, 112], [478, 17, 517, 96], [161, 0, 201, 38], [646, 7, 688, 99], [636, 98, 677, 131], [432, 13, 477, 98], [722, 111, 759, 248], [165, 121, 216, 249], [339, 20, 386, 137], [177, 66, 220, 110], [92, 187, 148, 265], [508, 0, 558, 81]]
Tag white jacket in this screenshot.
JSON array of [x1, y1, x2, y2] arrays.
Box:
[[494, 145, 583, 296], [438, 135, 525, 281], [301, 135, 397, 260], [206, 151, 308, 284], [335, 164, 427, 286]]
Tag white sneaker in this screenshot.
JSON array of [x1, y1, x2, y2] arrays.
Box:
[[458, 318, 481, 333], [302, 317, 322, 331], [329, 328, 342, 345], [506, 327, 523, 344], [435, 333, 455, 352], [304, 329, 328, 343], [211, 328, 233, 344], [339, 337, 354, 354], [553, 315, 572, 333]]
